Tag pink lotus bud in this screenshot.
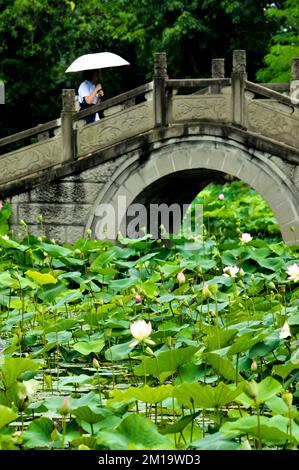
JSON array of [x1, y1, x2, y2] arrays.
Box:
[[218, 194, 225, 200], [0, 200, 3, 210], [177, 271, 185, 283], [251, 359, 257, 371], [60, 396, 70, 415], [92, 357, 99, 369], [134, 294, 142, 303]]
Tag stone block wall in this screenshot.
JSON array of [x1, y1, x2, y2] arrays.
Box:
[[8, 156, 126, 244]]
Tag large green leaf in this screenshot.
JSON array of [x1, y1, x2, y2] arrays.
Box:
[[25, 270, 57, 285], [104, 341, 133, 361], [204, 352, 241, 382], [228, 332, 266, 356], [108, 384, 173, 404], [40, 243, 74, 258], [72, 406, 107, 424], [204, 327, 238, 351], [0, 406, 17, 428], [108, 277, 137, 292], [249, 340, 278, 358], [134, 346, 198, 380], [73, 339, 105, 355], [45, 319, 79, 333], [159, 412, 200, 435], [255, 376, 283, 403], [173, 382, 243, 408], [237, 377, 283, 406], [23, 417, 55, 449], [190, 431, 239, 450], [221, 415, 299, 443], [272, 362, 299, 379], [1, 358, 39, 388], [97, 414, 173, 450]]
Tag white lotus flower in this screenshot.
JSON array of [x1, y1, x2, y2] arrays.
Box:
[[129, 320, 155, 348], [240, 233, 253, 243], [223, 266, 239, 278], [1, 235, 9, 240], [279, 321, 291, 339], [286, 263, 299, 282]]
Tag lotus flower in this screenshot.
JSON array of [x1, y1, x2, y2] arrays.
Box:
[[60, 396, 70, 415], [92, 357, 99, 369], [177, 271, 185, 283], [286, 263, 299, 282], [218, 194, 225, 200], [134, 294, 142, 303], [279, 321, 291, 339], [129, 320, 155, 348], [240, 232, 253, 243], [223, 265, 239, 278]]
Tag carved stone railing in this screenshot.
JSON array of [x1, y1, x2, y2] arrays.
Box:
[[74, 82, 154, 158], [0, 51, 298, 193]]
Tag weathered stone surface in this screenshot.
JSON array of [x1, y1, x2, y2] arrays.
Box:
[[269, 156, 295, 180], [275, 200, 297, 226], [8, 203, 19, 224], [281, 219, 299, 246], [18, 203, 92, 226], [293, 166, 299, 186], [63, 156, 125, 182], [8, 193, 29, 203], [29, 182, 102, 204], [0, 137, 63, 185], [66, 226, 85, 244], [44, 225, 67, 244]]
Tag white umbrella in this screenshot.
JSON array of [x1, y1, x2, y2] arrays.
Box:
[[65, 52, 129, 73]]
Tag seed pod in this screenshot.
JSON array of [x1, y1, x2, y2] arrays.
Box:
[[282, 391, 293, 408]]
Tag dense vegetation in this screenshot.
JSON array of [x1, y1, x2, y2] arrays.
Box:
[[0, 181, 298, 450], [0, 0, 298, 135]]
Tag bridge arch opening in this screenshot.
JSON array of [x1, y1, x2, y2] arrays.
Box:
[[125, 172, 281, 242], [87, 137, 299, 245]]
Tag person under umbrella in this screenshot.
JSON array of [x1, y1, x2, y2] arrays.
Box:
[[78, 69, 104, 124]]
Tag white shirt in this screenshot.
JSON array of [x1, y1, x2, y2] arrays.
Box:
[[78, 80, 97, 104], [78, 80, 100, 120]]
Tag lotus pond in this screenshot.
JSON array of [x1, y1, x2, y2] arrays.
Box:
[[0, 181, 298, 450]]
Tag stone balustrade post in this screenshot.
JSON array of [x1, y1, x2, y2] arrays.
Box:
[[61, 89, 76, 162], [290, 57, 299, 103], [153, 52, 168, 127], [210, 58, 225, 94], [231, 50, 247, 127]]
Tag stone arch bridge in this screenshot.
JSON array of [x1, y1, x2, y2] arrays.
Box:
[[1, 51, 299, 244]]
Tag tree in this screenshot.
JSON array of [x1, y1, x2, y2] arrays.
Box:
[[256, 0, 299, 82]]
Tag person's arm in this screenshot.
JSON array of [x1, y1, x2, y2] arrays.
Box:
[[84, 84, 103, 105]]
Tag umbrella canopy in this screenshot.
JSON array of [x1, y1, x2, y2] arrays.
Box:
[[65, 52, 129, 73]]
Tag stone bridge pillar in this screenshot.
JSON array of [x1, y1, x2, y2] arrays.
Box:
[[291, 57, 299, 103], [153, 52, 168, 127], [231, 50, 247, 127], [61, 89, 76, 162]]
